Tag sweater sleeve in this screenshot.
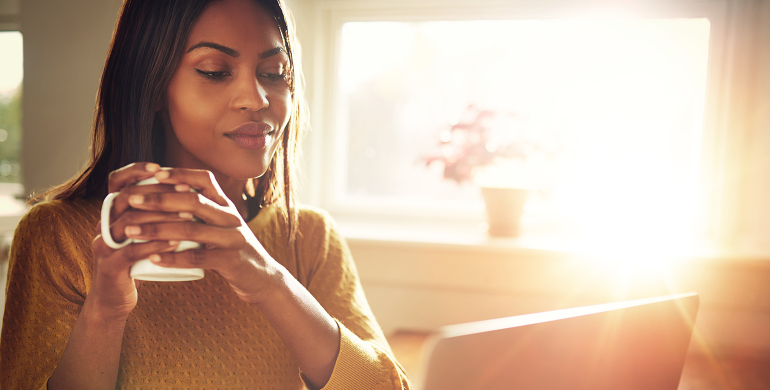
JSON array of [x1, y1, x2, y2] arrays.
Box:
[[296, 208, 411, 390], [0, 201, 94, 390]]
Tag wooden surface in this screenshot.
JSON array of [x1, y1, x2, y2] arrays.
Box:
[[387, 331, 770, 390]]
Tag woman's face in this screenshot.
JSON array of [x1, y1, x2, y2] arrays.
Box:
[[161, 0, 291, 180]]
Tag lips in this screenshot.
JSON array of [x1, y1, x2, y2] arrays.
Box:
[[224, 122, 274, 150]]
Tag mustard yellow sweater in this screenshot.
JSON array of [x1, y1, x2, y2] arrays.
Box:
[[0, 199, 410, 389]]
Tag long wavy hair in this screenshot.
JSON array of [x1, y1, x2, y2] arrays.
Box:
[[37, 0, 305, 241]]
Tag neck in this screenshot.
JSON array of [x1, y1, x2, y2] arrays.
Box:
[[212, 173, 249, 220]]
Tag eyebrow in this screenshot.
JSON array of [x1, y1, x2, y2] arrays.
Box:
[[187, 42, 239, 58], [259, 47, 285, 59], [186, 42, 286, 60]]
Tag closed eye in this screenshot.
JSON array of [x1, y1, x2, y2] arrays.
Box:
[[195, 69, 230, 82], [260, 73, 287, 82]]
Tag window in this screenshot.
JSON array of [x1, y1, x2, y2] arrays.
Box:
[[305, 1, 726, 248], [0, 31, 22, 185]]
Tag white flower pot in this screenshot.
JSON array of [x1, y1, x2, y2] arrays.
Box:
[[480, 187, 529, 237]]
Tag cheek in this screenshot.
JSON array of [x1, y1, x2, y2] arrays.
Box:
[[166, 78, 224, 139], [274, 91, 293, 129]]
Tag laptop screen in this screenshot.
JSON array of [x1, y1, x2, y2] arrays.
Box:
[[420, 292, 699, 390]]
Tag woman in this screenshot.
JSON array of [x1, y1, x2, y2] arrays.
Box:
[[0, 0, 411, 388]]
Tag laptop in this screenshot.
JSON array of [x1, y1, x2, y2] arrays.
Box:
[[419, 292, 699, 390]]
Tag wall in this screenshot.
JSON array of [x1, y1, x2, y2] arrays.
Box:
[[20, 0, 123, 196], [0, 0, 19, 30]]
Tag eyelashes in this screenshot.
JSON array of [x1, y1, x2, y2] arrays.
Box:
[[195, 69, 288, 83], [195, 69, 229, 82], [260, 73, 287, 82]]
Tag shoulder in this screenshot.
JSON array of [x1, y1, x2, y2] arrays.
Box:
[[294, 205, 347, 249], [20, 197, 99, 224], [8, 199, 98, 299], [15, 198, 100, 243], [296, 205, 337, 233], [250, 204, 339, 242], [23, 198, 99, 219], [293, 206, 354, 278]]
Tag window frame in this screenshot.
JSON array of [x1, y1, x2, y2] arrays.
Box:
[[0, 0, 19, 32], [300, 0, 732, 242]]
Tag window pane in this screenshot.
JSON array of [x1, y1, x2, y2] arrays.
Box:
[[336, 18, 710, 238], [0, 31, 23, 184]]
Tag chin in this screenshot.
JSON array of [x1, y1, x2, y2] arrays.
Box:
[[217, 162, 272, 181]]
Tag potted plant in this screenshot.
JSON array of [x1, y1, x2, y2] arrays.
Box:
[[424, 105, 548, 237]]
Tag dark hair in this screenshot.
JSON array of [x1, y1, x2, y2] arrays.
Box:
[[36, 0, 305, 240]]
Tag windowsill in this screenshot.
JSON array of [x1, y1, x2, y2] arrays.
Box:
[[339, 217, 770, 348], [337, 219, 770, 268], [0, 184, 26, 236]]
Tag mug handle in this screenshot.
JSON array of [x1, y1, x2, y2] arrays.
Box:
[[101, 192, 131, 249]]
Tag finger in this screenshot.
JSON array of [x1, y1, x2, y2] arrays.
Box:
[[110, 183, 179, 218], [124, 221, 246, 247], [148, 248, 242, 269], [109, 209, 196, 243], [127, 191, 242, 227], [151, 168, 231, 207], [110, 240, 182, 266], [108, 162, 161, 193], [92, 235, 178, 278]]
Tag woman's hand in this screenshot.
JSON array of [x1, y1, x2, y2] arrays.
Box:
[[88, 163, 184, 320], [119, 167, 282, 304], [103, 166, 341, 388]]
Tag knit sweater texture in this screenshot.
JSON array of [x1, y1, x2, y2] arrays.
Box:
[[0, 198, 410, 389]]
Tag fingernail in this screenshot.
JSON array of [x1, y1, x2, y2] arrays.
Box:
[[179, 212, 194, 220], [168, 240, 180, 246], [149, 254, 161, 263], [175, 184, 190, 192], [129, 195, 144, 205], [154, 170, 170, 180], [146, 163, 160, 172], [125, 226, 141, 236]]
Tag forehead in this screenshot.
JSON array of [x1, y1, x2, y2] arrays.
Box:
[[187, 0, 285, 52]]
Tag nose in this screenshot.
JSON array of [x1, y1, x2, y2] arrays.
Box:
[[231, 76, 269, 112]]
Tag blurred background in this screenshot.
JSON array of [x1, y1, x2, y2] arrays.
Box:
[[1, 0, 769, 388]]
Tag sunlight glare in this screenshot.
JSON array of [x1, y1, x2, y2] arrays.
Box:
[[339, 22, 415, 95], [337, 17, 711, 258], [0, 32, 23, 98]]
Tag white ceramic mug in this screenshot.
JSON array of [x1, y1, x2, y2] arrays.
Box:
[[100, 175, 205, 282]]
